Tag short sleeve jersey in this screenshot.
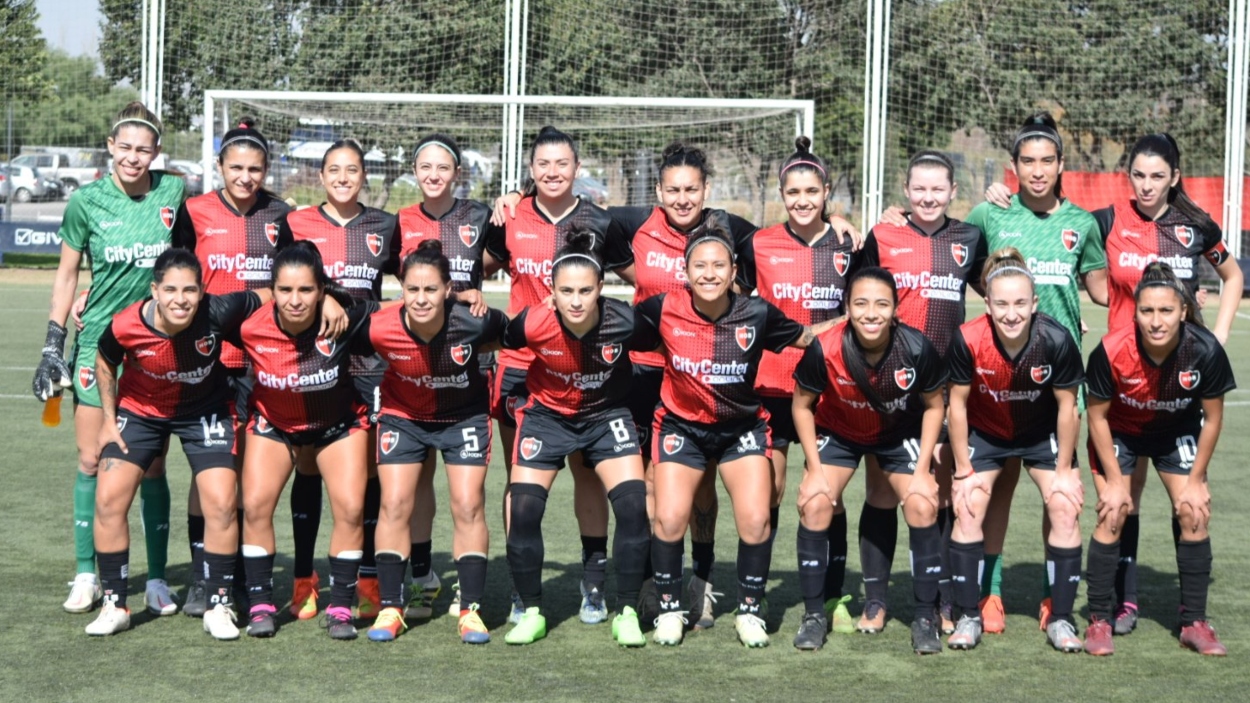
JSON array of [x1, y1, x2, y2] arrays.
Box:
[[1086, 323, 1235, 438], [172, 190, 291, 368], [966, 197, 1104, 342], [635, 289, 802, 424], [59, 171, 185, 347], [1095, 200, 1229, 334], [741, 224, 853, 397], [947, 312, 1084, 443], [98, 292, 262, 419], [793, 321, 947, 446], [396, 199, 495, 293], [356, 303, 506, 422], [856, 217, 987, 356]]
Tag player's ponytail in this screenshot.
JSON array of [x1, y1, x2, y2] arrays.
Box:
[[841, 266, 898, 412], [906, 149, 955, 186], [218, 117, 270, 162], [414, 133, 462, 168], [1011, 112, 1063, 197], [980, 247, 1034, 293], [152, 248, 203, 287], [401, 239, 452, 284], [659, 142, 712, 182], [1135, 261, 1203, 327], [112, 101, 162, 144], [551, 229, 603, 282], [1127, 134, 1219, 235], [778, 137, 831, 220]]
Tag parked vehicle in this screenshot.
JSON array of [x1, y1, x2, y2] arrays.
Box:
[[0, 163, 62, 203], [12, 148, 107, 195], [574, 176, 609, 204]]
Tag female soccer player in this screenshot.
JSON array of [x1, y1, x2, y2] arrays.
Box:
[[274, 139, 401, 621], [945, 249, 1085, 652], [636, 228, 830, 648], [234, 241, 380, 640], [34, 102, 182, 617], [358, 240, 506, 644], [791, 267, 948, 654], [87, 249, 268, 639], [499, 232, 651, 647], [1083, 262, 1233, 657]]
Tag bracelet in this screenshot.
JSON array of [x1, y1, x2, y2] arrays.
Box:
[[952, 473, 973, 481]]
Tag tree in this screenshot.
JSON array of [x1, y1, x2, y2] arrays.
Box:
[[20, 50, 139, 147], [0, 0, 51, 111]]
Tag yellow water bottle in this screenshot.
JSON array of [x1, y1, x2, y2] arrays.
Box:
[[42, 395, 62, 427]]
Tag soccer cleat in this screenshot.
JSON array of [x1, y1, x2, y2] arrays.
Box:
[[1083, 617, 1114, 656], [202, 602, 240, 641], [911, 617, 942, 655], [687, 575, 722, 630], [246, 605, 277, 638], [145, 579, 179, 616], [579, 581, 608, 625], [289, 573, 320, 620], [1046, 619, 1083, 653], [458, 604, 491, 644], [939, 602, 956, 635], [85, 600, 131, 636], [508, 590, 526, 625], [1113, 603, 1138, 636], [734, 613, 770, 648], [446, 580, 461, 617], [857, 599, 887, 634], [405, 571, 441, 621], [355, 576, 381, 620], [637, 578, 660, 626], [612, 606, 646, 647], [367, 607, 407, 642], [63, 572, 101, 614], [979, 594, 1005, 634], [1179, 621, 1227, 656], [652, 611, 688, 646], [182, 580, 209, 618], [1038, 597, 1053, 631], [947, 615, 983, 650], [793, 612, 828, 650], [325, 606, 359, 640], [826, 594, 855, 634], [504, 607, 547, 645]]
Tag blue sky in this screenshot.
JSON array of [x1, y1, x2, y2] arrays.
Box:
[[37, 0, 102, 56]]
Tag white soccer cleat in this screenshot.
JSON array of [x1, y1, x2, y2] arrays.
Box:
[[203, 602, 240, 641], [145, 578, 178, 616], [653, 611, 688, 646], [85, 601, 131, 636], [63, 572, 101, 613], [734, 613, 770, 648]]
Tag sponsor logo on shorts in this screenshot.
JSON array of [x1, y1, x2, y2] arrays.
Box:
[[160, 206, 175, 230], [78, 366, 96, 391], [1061, 229, 1078, 252], [600, 343, 622, 364], [450, 344, 472, 366], [817, 435, 830, 451], [613, 442, 637, 453], [735, 325, 756, 352], [115, 416, 128, 432], [1030, 365, 1052, 384], [894, 367, 916, 390], [195, 334, 217, 356], [380, 430, 399, 455], [315, 337, 335, 358], [833, 251, 850, 277], [265, 223, 279, 247], [1178, 369, 1200, 390], [1174, 225, 1195, 248], [519, 436, 542, 460], [254, 415, 272, 434], [951, 243, 969, 267], [366, 232, 383, 257], [662, 433, 684, 455], [459, 225, 479, 247]]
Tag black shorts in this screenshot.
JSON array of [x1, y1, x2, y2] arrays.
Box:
[[227, 372, 254, 426], [354, 374, 382, 426], [651, 406, 770, 470], [489, 366, 528, 427], [1089, 428, 1201, 477], [761, 394, 797, 448], [627, 363, 664, 457], [247, 410, 367, 450], [376, 412, 492, 467], [966, 428, 1077, 472], [100, 408, 236, 475], [513, 402, 640, 470], [813, 427, 924, 475]]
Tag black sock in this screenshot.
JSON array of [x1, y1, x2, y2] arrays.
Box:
[[290, 472, 322, 578], [243, 552, 275, 610], [187, 514, 206, 580], [859, 503, 897, 604], [233, 510, 247, 603], [580, 535, 609, 592], [204, 550, 235, 608], [1085, 537, 1120, 621], [97, 549, 129, 609], [824, 512, 848, 599], [327, 554, 361, 610], [797, 524, 829, 614], [691, 539, 715, 582], [1116, 514, 1140, 606], [1176, 538, 1212, 624], [909, 523, 942, 620], [948, 540, 983, 619], [937, 506, 954, 610], [455, 554, 488, 610], [375, 551, 407, 609], [736, 539, 771, 615], [768, 505, 780, 547], [1046, 544, 1082, 624], [360, 476, 381, 578], [507, 483, 548, 608], [608, 480, 648, 609], [653, 537, 684, 612], [410, 541, 433, 580]]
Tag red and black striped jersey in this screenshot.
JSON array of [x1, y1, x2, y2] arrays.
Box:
[[172, 190, 290, 369], [483, 197, 630, 370], [947, 312, 1084, 442], [503, 297, 650, 420], [613, 206, 755, 369], [98, 292, 263, 419], [397, 199, 496, 292], [235, 301, 377, 433], [794, 321, 947, 446], [1086, 323, 1235, 437], [856, 217, 987, 356], [355, 302, 506, 423], [636, 289, 802, 424], [740, 223, 853, 397], [1095, 201, 1229, 334]]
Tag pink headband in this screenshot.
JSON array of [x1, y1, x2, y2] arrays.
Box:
[[780, 160, 827, 179]]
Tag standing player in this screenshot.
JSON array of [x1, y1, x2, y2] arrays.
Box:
[[500, 232, 651, 647], [1083, 262, 1232, 656], [945, 249, 1085, 652], [790, 267, 948, 654], [33, 102, 182, 617], [275, 139, 401, 621], [87, 249, 266, 638]]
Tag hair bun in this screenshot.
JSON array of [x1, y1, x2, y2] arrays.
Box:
[[415, 239, 444, 256], [662, 142, 688, 161], [237, 117, 257, 130], [794, 136, 812, 153]]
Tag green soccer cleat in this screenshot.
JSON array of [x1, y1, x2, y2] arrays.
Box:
[[612, 606, 646, 647], [505, 607, 547, 645]]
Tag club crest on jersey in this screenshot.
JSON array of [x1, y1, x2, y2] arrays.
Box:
[[78, 366, 96, 391], [662, 433, 685, 455], [833, 251, 850, 277], [160, 206, 174, 230], [450, 344, 472, 366], [735, 326, 756, 352], [315, 337, 335, 358], [380, 430, 399, 455], [195, 334, 217, 356], [264, 223, 279, 247], [894, 367, 916, 390], [1061, 229, 1078, 252], [459, 225, 479, 247], [519, 436, 543, 461], [601, 343, 622, 364], [1178, 369, 1201, 390], [1174, 225, 1195, 248], [1030, 365, 1052, 384], [366, 233, 383, 257], [951, 243, 969, 267]]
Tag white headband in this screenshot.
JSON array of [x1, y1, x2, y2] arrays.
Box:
[[417, 141, 460, 166], [986, 265, 1034, 283], [552, 252, 601, 271], [113, 118, 162, 144]]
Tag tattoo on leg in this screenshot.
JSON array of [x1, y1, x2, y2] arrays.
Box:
[[692, 501, 717, 542], [101, 457, 117, 473]]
